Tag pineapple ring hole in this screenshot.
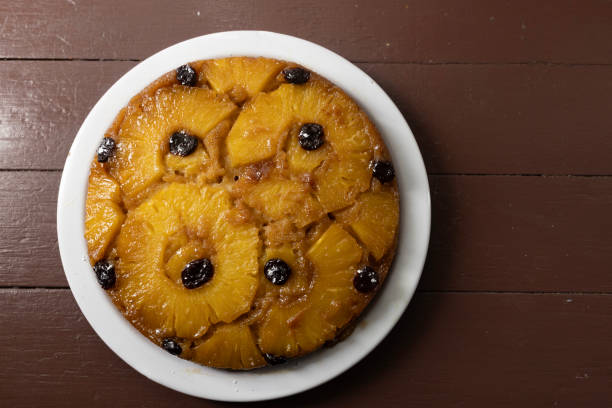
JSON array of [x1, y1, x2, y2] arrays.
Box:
[[163, 233, 215, 286]]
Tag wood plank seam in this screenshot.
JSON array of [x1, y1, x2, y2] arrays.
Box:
[[2, 58, 612, 67], [3, 287, 612, 295]]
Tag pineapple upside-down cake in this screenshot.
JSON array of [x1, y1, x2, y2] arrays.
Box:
[[85, 57, 399, 370]]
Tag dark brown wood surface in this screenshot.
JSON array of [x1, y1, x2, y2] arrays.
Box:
[[1, 0, 611, 406], [3, 61, 612, 174], [2, 0, 612, 63], [2, 290, 612, 407]]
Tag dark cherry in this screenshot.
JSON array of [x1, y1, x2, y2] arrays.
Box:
[[97, 137, 116, 163], [176, 64, 197, 86], [169, 130, 198, 156], [181, 258, 214, 289], [298, 123, 325, 151], [282, 67, 310, 84], [264, 258, 291, 285], [353, 266, 379, 293], [161, 338, 182, 355], [264, 353, 287, 365], [93, 260, 116, 290], [372, 160, 395, 183]]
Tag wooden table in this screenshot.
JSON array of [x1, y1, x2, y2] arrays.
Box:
[[1, 1, 611, 406]]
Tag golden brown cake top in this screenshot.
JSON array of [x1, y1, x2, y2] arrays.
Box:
[[85, 57, 399, 370]]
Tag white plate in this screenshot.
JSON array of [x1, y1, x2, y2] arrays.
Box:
[[57, 31, 430, 402]]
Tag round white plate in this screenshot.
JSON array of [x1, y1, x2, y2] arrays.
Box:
[[57, 31, 430, 402]]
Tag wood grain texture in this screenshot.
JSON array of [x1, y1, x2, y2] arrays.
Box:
[[0, 0, 611, 63], [0, 172, 60, 287], [1, 0, 610, 405], [0, 61, 136, 170], [3, 172, 611, 293], [2, 61, 612, 174], [363, 63, 612, 175], [1, 289, 611, 407], [423, 175, 612, 292]]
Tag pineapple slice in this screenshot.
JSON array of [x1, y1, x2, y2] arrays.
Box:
[[307, 223, 362, 273], [85, 201, 124, 263], [286, 130, 330, 173], [258, 243, 311, 304], [110, 86, 236, 206], [319, 86, 377, 154], [164, 144, 210, 177], [226, 79, 375, 168], [296, 224, 364, 350], [314, 152, 372, 212], [242, 178, 324, 227], [226, 91, 293, 167], [85, 161, 125, 263], [258, 223, 364, 357], [207, 208, 261, 322], [350, 191, 399, 260], [201, 57, 284, 103], [87, 160, 122, 202], [293, 79, 374, 155], [257, 305, 301, 357], [191, 323, 266, 370], [114, 183, 259, 339]]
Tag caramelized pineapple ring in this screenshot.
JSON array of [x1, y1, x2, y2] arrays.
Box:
[[227, 78, 376, 212], [349, 190, 400, 260], [258, 223, 367, 357], [200, 57, 285, 104], [227, 78, 376, 168], [190, 323, 267, 370], [110, 85, 237, 207], [114, 183, 260, 339], [85, 161, 125, 263]]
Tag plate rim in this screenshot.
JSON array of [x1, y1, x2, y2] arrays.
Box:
[[56, 30, 431, 402]]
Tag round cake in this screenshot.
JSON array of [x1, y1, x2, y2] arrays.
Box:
[[85, 57, 399, 370]]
